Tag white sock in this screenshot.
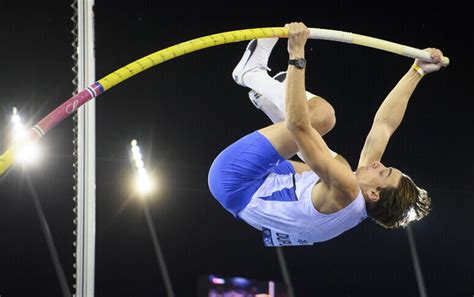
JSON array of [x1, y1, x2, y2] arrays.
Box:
[[244, 70, 317, 118], [244, 70, 286, 112], [249, 91, 286, 123]]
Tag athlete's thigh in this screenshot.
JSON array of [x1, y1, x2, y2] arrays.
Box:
[[258, 122, 299, 160]]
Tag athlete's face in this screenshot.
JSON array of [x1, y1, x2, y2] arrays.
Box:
[[356, 161, 402, 192]]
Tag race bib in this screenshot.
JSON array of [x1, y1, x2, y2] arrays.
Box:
[[262, 227, 312, 247]]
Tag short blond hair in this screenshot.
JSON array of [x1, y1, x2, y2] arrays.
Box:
[[367, 174, 431, 229]]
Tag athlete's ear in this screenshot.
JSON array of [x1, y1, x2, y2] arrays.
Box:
[[367, 189, 380, 203]]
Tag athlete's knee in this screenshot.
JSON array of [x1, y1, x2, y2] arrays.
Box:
[[308, 96, 336, 135]]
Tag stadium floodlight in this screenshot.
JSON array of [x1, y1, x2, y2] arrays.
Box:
[[11, 107, 42, 166], [130, 139, 154, 195]]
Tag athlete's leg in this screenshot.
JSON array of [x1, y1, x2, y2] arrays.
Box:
[[257, 96, 336, 160], [232, 38, 336, 132], [208, 99, 333, 216]]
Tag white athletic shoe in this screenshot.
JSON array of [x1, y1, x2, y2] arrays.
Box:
[[248, 71, 287, 109], [232, 38, 279, 87]]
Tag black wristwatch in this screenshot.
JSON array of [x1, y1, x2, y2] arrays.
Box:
[[288, 58, 306, 69]]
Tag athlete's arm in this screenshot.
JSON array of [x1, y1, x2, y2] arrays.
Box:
[[357, 48, 445, 168], [285, 22, 359, 201]]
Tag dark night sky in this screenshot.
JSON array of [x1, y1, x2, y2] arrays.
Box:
[[0, 1, 472, 297]]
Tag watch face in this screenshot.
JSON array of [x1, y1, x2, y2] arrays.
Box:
[[289, 59, 306, 69], [296, 59, 306, 68]]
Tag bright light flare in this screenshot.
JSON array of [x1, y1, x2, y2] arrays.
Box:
[[11, 107, 29, 142], [11, 107, 21, 123], [12, 124, 28, 142], [9, 107, 42, 166], [135, 159, 144, 168], [131, 145, 140, 155], [135, 172, 154, 195], [11, 114, 21, 124], [17, 142, 42, 165], [130, 139, 156, 196]]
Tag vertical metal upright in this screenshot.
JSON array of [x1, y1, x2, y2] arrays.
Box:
[[72, 0, 96, 296], [276, 247, 295, 297], [407, 226, 428, 297]]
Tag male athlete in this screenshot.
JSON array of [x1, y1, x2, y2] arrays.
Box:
[[208, 22, 445, 246]]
